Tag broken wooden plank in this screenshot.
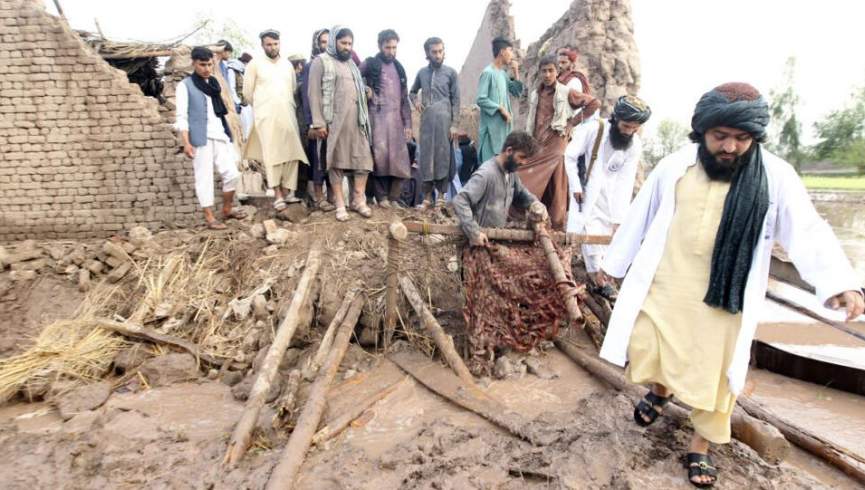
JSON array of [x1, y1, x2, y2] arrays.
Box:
[[312, 376, 406, 446], [389, 350, 547, 446]]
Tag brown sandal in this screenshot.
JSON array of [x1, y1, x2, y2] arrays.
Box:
[[206, 220, 227, 230], [223, 209, 248, 220]]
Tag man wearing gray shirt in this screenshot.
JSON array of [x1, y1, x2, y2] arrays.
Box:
[[453, 131, 549, 246]]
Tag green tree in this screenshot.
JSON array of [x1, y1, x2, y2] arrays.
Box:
[[813, 85, 865, 172], [767, 57, 804, 170], [642, 119, 690, 168], [188, 12, 253, 54]]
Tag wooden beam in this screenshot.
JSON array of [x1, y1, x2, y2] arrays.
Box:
[[403, 221, 611, 245], [554, 336, 791, 464], [399, 275, 476, 386], [265, 293, 365, 489], [224, 245, 323, 466]]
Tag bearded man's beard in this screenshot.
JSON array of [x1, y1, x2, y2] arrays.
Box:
[[698, 140, 754, 182], [609, 121, 634, 150], [504, 154, 518, 173], [380, 53, 395, 63], [428, 57, 443, 68], [337, 49, 352, 61]]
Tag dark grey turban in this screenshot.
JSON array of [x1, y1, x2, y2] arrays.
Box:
[[691, 82, 769, 141]]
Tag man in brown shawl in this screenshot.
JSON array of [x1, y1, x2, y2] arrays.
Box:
[[518, 55, 599, 230]]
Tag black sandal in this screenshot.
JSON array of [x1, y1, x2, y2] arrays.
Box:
[[633, 390, 672, 427], [685, 453, 718, 488]]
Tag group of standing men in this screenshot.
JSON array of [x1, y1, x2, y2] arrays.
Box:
[[177, 26, 462, 226]]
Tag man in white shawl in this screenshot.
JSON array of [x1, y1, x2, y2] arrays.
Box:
[[597, 82, 863, 487]]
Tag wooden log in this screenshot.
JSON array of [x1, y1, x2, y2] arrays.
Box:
[[384, 222, 408, 350], [302, 281, 363, 381], [312, 377, 407, 446], [389, 350, 548, 446], [554, 337, 791, 464], [766, 292, 865, 343], [265, 293, 365, 490], [403, 221, 611, 245], [533, 222, 582, 323], [94, 318, 225, 367], [224, 245, 323, 466], [737, 397, 865, 485], [399, 274, 475, 386]]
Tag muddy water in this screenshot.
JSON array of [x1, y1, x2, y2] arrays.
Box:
[[813, 192, 865, 283]]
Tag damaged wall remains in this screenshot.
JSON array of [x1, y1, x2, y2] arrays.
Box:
[[522, 0, 640, 115], [0, 0, 198, 240]]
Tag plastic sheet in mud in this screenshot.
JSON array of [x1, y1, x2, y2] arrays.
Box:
[[462, 242, 573, 374]]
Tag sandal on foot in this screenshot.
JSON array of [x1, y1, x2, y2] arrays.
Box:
[[685, 453, 718, 488], [284, 192, 301, 204], [317, 200, 336, 212], [634, 390, 672, 427], [223, 209, 248, 220], [273, 198, 287, 211], [593, 284, 618, 301], [335, 207, 350, 222], [351, 203, 372, 218], [206, 220, 227, 230]]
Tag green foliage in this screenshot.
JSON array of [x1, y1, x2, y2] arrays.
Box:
[[801, 174, 865, 191], [812, 85, 865, 168], [767, 57, 805, 169], [188, 12, 253, 54], [642, 119, 690, 168]]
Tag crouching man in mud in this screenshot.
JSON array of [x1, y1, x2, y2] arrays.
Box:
[[452, 131, 549, 245], [596, 82, 865, 487]]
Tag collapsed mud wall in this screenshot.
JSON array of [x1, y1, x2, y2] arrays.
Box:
[[522, 0, 640, 116], [0, 0, 198, 240], [458, 0, 640, 141]]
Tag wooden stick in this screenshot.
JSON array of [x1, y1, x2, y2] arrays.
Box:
[[399, 274, 475, 386], [94, 318, 224, 367], [737, 397, 865, 485], [403, 221, 611, 245], [389, 350, 548, 446], [384, 223, 408, 350], [554, 336, 791, 463], [766, 292, 865, 343], [769, 256, 815, 294], [224, 245, 323, 466], [312, 377, 407, 446], [265, 293, 365, 490], [533, 222, 582, 323], [302, 281, 362, 381]]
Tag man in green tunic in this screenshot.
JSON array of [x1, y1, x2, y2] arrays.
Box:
[[475, 37, 524, 164]]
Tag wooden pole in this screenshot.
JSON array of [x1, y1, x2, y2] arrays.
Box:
[[403, 221, 611, 245], [737, 397, 865, 485], [766, 292, 865, 343], [95, 318, 224, 367], [399, 274, 476, 386], [384, 222, 408, 349], [312, 377, 407, 446], [532, 222, 582, 323], [302, 281, 362, 381], [554, 336, 791, 464], [389, 350, 549, 446], [265, 293, 366, 490], [224, 245, 323, 466]]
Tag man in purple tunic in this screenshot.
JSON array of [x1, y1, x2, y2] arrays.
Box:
[[360, 29, 412, 208]]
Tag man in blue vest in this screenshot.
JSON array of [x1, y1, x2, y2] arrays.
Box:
[[175, 46, 245, 229]]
